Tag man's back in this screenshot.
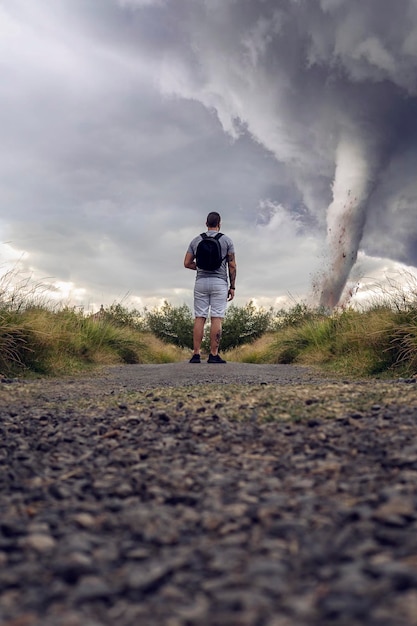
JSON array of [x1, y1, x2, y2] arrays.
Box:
[[188, 231, 234, 282]]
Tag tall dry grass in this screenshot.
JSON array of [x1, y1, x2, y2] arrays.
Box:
[[228, 276, 417, 377], [0, 270, 186, 376], [3, 266, 417, 378]]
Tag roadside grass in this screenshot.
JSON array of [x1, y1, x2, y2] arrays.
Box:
[[227, 301, 417, 378], [0, 301, 186, 377], [224, 334, 274, 363], [2, 267, 417, 378]]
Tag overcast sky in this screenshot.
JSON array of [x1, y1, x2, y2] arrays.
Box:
[[2, 0, 417, 313]]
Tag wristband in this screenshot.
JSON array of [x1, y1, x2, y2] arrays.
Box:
[[230, 287, 235, 290]]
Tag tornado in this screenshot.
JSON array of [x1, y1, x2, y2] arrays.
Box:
[[319, 135, 376, 308]]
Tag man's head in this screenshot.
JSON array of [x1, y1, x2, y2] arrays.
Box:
[[206, 212, 221, 229]]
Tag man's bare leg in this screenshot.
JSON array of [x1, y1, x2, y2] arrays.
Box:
[[193, 317, 206, 354], [209, 317, 223, 356]]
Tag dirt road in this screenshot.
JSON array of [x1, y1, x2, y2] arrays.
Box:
[[1, 362, 417, 625]]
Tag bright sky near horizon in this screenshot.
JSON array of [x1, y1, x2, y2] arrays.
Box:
[[2, 0, 417, 313]]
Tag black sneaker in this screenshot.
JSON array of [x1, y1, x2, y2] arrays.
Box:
[[189, 354, 201, 363], [207, 353, 226, 364]]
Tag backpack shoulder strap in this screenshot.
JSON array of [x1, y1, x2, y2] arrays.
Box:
[[200, 233, 207, 239], [214, 233, 227, 263]]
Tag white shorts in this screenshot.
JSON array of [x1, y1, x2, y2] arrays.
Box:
[[194, 277, 228, 318]]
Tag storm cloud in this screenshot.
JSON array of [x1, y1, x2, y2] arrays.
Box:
[[1, 0, 417, 309], [152, 0, 417, 306]]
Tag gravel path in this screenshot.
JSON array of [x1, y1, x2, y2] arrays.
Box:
[[26, 362, 334, 397], [1, 362, 417, 626]]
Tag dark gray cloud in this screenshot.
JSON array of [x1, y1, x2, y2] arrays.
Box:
[[1, 0, 417, 310], [152, 0, 417, 306]]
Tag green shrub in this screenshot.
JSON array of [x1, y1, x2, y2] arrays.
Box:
[[213, 301, 271, 351], [145, 301, 272, 352], [101, 303, 146, 330], [146, 301, 194, 349], [270, 302, 324, 330]]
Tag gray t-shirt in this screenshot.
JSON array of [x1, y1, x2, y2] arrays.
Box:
[[187, 231, 235, 283]]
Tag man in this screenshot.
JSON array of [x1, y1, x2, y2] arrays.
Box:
[[184, 212, 237, 363]]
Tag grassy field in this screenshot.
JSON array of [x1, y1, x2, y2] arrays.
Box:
[[0, 304, 188, 376], [0, 272, 187, 376], [226, 302, 417, 378], [1, 270, 417, 378]]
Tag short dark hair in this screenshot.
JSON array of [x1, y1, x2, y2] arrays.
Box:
[[206, 212, 221, 227]]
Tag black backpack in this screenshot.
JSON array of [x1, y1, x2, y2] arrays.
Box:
[[196, 232, 224, 271]]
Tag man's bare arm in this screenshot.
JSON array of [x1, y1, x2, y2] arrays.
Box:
[[227, 253, 236, 286], [184, 252, 197, 270], [227, 253, 237, 300]]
